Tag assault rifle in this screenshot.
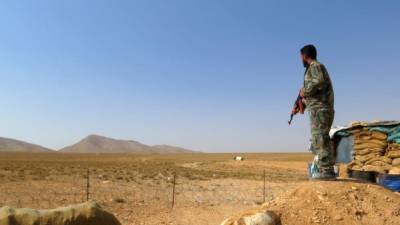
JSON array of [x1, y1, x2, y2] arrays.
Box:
[[288, 90, 306, 125]]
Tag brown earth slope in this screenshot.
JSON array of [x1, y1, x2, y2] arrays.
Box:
[[0, 137, 53, 153], [59, 134, 197, 154], [261, 180, 400, 225], [151, 144, 196, 154], [59, 135, 153, 153]]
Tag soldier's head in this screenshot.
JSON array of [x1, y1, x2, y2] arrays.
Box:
[[300, 44, 317, 67]]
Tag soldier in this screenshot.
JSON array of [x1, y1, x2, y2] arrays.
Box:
[[299, 44, 336, 180]]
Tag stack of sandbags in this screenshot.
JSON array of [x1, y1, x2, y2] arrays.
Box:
[[348, 128, 391, 173], [386, 143, 400, 175], [369, 126, 400, 175]]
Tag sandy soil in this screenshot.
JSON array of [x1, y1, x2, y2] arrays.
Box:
[[0, 153, 308, 224], [262, 180, 400, 225], [1, 152, 399, 225]]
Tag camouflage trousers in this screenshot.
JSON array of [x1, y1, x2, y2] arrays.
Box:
[[308, 107, 335, 174]]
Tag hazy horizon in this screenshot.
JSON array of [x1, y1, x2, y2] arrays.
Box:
[[0, 133, 312, 153], [1, 1, 399, 152]]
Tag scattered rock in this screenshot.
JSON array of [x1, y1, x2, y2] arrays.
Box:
[[392, 208, 400, 216], [222, 181, 400, 225], [355, 209, 365, 220], [311, 216, 320, 223], [333, 215, 343, 221], [112, 197, 126, 203], [220, 210, 281, 225]]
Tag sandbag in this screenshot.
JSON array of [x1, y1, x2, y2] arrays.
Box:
[[348, 160, 363, 168], [347, 126, 400, 174], [354, 142, 387, 150], [0, 201, 121, 225], [369, 148, 386, 154], [355, 153, 381, 163], [362, 165, 386, 174], [389, 167, 400, 175], [369, 161, 391, 170], [354, 139, 387, 146], [387, 151, 400, 159], [365, 156, 392, 165], [353, 148, 371, 155], [371, 131, 388, 141], [354, 148, 384, 156], [392, 158, 400, 166], [353, 130, 387, 140], [348, 164, 363, 171], [388, 143, 400, 151], [349, 121, 368, 127]]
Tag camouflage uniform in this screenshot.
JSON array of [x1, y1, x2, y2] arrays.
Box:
[[303, 60, 335, 175]]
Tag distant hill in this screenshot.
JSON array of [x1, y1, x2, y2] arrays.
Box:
[[151, 144, 196, 154], [0, 137, 53, 153], [59, 135, 153, 153], [59, 134, 198, 154]]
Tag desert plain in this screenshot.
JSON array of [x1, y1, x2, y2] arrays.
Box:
[[0, 152, 311, 225]]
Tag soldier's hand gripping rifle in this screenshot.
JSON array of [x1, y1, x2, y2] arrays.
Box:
[[288, 90, 306, 125]]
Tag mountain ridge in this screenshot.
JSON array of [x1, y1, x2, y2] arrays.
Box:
[[0, 137, 53, 153], [0, 134, 199, 154], [58, 134, 198, 154]]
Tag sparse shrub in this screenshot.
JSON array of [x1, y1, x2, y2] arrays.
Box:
[[113, 197, 126, 203]]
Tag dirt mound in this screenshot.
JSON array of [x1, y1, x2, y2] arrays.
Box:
[[0, 201, 121, 225], [262, 180, 400, 225]]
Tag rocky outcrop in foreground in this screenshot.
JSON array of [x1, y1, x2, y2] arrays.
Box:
[[0, 201, 121, 225], [220, 210, 281, 225]]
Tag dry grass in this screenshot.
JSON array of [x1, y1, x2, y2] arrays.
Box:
[[0, 152, 311, 182], [0, 152, 311, 225]]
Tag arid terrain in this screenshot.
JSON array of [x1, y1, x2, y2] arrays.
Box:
[[0, 152, 311, 225], [1, 152, 399, 225]]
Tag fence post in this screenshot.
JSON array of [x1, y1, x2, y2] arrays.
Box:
[[172, 172, 176, 208], [263, 169, 266, 203], [86, 168, 90, 201]]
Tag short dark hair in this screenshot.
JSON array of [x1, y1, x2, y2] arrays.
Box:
[[300, 44, 317, 59]]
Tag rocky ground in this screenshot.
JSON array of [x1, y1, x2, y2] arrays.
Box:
[[1, 153, 399, 225], [262, 180, 400, 225]]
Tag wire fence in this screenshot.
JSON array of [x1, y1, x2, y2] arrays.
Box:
[[0, 168, 290, 225], [0, 169, 282, 208]]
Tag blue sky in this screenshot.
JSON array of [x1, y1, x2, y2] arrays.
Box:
[[0, 0, 399, 152]]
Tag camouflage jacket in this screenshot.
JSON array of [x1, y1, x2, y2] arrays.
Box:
[[303, 60, 334, 109]]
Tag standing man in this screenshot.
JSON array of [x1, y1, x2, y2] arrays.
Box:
[[299, 44, 336, 180]]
